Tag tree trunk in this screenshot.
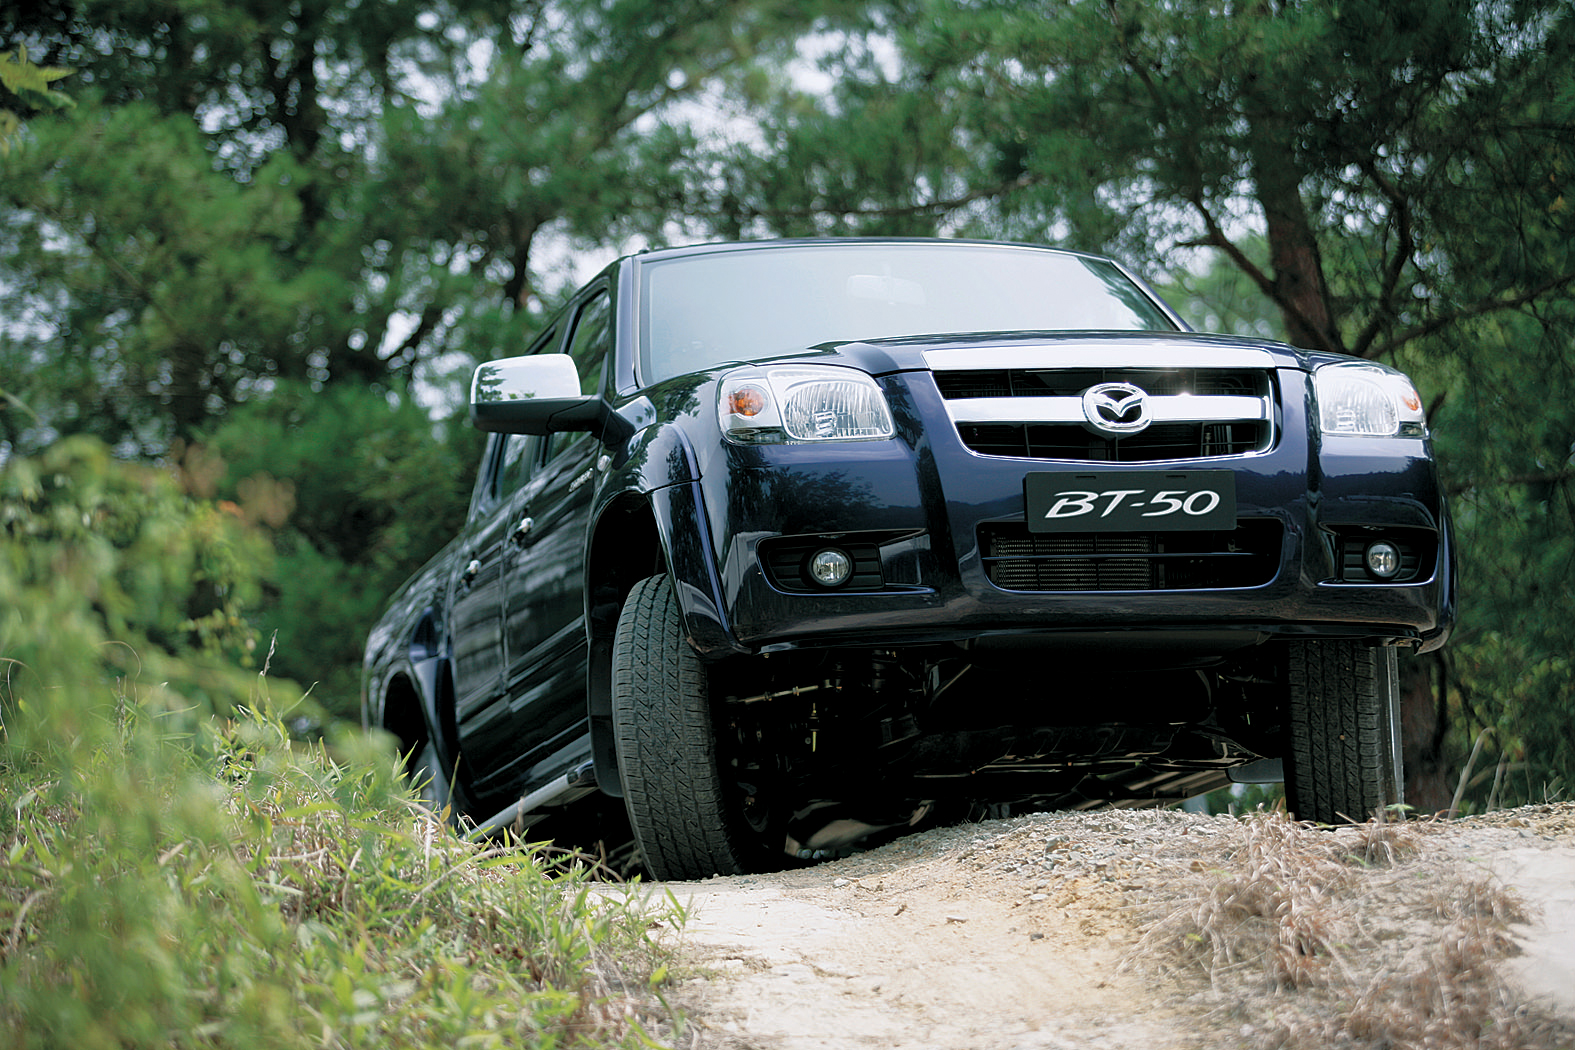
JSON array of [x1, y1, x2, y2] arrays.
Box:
[[1400, 653, 1453, 815], [1247, 129, 1344, 353]]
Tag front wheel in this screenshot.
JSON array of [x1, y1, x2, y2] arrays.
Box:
[[1283, 640, 1404, 824], [611, 575, 788, 880]]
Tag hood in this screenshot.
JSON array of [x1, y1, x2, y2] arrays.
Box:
[[788, 331, 1323, 376]]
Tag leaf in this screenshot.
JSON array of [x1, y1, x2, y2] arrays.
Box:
[[0, 47, 75, 113]]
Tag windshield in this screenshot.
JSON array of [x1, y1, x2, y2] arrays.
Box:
[[639, 243, 1177, 382]]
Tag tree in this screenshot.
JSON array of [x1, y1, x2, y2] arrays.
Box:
[[1, 0, 855, 455], [3, 0, 856, 714]]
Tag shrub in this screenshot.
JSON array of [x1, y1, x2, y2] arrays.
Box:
[[1, 439, 682, 1048]]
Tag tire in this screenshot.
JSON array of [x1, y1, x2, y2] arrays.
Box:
[[612, 575, 786, 880], [1283, 640, 1404, 824]]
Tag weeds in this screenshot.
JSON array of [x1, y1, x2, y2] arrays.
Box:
[[1130, 809, 1570, 1050], [1, 441, 686, 1047], [1131, 809, 1389, 990], [0, 695, 684, 1049], [1331, 880, 1535, 1050]]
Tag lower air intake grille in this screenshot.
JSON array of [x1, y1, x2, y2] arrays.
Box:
[[981, 519, 1283, 591]]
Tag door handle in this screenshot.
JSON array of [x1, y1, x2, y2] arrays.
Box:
[[509, 516, 535, 545], [460, 558, 481, 585]]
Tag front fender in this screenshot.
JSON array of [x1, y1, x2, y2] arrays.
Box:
[[606, 417, 741, 657], [649, 480, 743, 657]]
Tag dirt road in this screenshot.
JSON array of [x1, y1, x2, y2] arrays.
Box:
[[660, 804, 1575, 1050]]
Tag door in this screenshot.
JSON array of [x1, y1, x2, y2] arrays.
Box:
[[480, 289, 614, 794], [450, 432, 538, 760]]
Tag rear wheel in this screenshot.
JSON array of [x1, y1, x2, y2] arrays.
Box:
[[611, 575, 789, 880], [1283, 640, 1403, 824]]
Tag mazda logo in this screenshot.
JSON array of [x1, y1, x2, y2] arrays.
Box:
[[1081, 382, 1151, 435]]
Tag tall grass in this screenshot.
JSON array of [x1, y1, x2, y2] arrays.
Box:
[[1, 438, 683, 1048], [0, 686, 684, 1049], [1131, 810, 1566, 1050]]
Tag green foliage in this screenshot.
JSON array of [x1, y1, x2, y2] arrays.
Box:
[[1416, 308, 1575, 807], [1, 93, 317, 452], [0, 693, 682, 1049], [2, 0, 855, 457], [704, 25, 984, 239], [0, 46, 73, 153], [0, 442, 682, 1047], [1, 435, 276, 728], [803, 0, 1575, 357], [199, 382, 483, 716]]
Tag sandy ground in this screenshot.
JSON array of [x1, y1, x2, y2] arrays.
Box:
[[654, 804, 1575, 1050]]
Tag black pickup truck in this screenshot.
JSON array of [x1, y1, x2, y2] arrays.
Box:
[[362, 238, 1454, 880]]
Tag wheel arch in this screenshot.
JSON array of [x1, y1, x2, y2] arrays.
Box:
[[374, 608, 459, 774], [586, 493, 667, 797]]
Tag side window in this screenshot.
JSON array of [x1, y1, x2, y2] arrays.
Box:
[[564, 291, 612, 395], [495, 433, 536, 502], [471, 433, 537, 515], [543, 290, 613, 462]]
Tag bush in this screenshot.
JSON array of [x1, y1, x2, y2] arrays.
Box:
[[1, 439, 682, 1048], [201, 381, 484, 718], [0, 698, 682, 1048]]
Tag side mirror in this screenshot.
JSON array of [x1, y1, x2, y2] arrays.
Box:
[[469, 355, 602, 435]]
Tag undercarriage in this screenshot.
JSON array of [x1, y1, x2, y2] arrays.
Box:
[[709, 644, 1291, 857]]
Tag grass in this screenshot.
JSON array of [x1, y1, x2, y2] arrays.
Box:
[[0, 687, 686, 1049], [1130, 809, 1570, 1050]]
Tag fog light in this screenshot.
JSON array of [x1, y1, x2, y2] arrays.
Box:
[[808, 548, 853, 588], [1365, 541, 1402, 579]]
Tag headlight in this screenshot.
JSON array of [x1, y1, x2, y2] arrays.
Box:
[[719, 365, 896, 444], [1313, 362, 1427, 437]]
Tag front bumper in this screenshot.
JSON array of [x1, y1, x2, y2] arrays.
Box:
[[677, 368, 1453, 659]]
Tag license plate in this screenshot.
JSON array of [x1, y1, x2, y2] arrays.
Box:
[[1024, 470, 1236, 533]]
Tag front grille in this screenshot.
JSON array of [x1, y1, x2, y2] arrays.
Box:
[[959, 421, 1267, 462], [933, 364, 1275, 463], [981, 519, 1283, 591], [935, 368, 1264, 400]]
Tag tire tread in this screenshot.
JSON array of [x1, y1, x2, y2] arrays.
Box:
[[612, 575, 752, 879], [1285, 640, 1402, 824]]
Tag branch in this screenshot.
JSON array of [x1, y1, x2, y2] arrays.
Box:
[[382, 300, 446, 374], [1445, 467, 1575, 495], [1180, 197, 1279, 301], [1350, 162, 1416, 359], [24, 197, 208, 355], [0, 385, 42, 425], [747, 175, 1038, 224], [1370, 270, 1575, 359]]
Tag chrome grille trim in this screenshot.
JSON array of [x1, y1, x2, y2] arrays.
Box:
[[943, 394, 1268, 426], [924, 347, 1279, 461]]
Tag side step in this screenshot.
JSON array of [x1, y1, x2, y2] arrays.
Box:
[[466, 760, 599, 841]]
